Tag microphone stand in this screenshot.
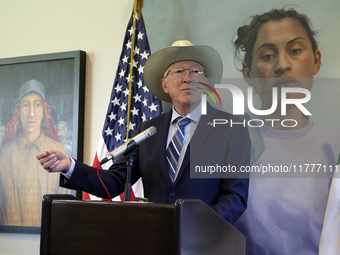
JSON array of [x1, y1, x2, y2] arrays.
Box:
[[122, 140, 137, 202], [123, 154, 133, 201]]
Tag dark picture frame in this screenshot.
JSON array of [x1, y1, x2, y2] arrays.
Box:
[[0, 51, 86, 234]]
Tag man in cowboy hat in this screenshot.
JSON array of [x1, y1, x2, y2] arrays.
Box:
[[37, 40, 250, 224]]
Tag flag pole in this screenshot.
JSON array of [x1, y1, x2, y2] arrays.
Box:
[[124, 0, 142, 201], [126, 0, 142, 139]]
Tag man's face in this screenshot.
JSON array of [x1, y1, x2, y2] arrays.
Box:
[[161, 61, 208, 110], [20, 93, 44, 135]]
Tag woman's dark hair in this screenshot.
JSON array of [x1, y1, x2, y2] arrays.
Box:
[[234, 8, 319, 69]]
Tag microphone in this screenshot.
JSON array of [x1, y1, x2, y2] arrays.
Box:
[[99, 126, 157, 165]]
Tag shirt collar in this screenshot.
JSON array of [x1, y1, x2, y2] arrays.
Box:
[[18, 135, 29, 149], [18, 132, 45, 151], [171, 102, 202, 124]]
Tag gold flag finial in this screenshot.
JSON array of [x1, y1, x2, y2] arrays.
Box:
[[135, 0, 144, 14]]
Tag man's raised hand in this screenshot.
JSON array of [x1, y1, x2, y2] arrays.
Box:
[[36, 149, 71, 173]]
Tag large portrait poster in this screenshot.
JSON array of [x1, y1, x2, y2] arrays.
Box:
[[143, 1, 340, 254]]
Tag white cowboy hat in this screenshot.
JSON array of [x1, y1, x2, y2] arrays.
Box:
[[144, 40, 223, 103]]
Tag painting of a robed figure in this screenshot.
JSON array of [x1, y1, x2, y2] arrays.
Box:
[[0, 79, 71, 227], [0, 51, 85, 231]]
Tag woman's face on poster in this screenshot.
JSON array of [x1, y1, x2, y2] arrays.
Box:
[[20, 93, 44, 134], [243, 18, 321, 107]]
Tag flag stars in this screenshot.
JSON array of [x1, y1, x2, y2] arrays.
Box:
[[108, 112, 117, 121], [126, 40, 132, 49], [142, 86, 149, 93], [131, 107, 139, 116], [122, 55, 129, 64], [118, 117, 125, 126], [129, 121, 136, 131], [133, 93, 142, 103], [115, 84, 122, 93], [111, 97, 120, 106], [149, 102, 158, 112], [115, 132, 122, 142], [137, 80, 143, 88], [122, 88, 130, 97], [133, 59, 138, 68], [125, 75, 134, 83], [119, 69, 125, 78], [105, 127, 113, 136], [137, 32, 144, 40], [128, 27, 135, 35], [134, 46, 140, 55], [140, 51, 149, 60], [142, 113, 146, 122], [120, 102, 127, 111], [138, 65, 144, 74], [142, 98, 148, 107]]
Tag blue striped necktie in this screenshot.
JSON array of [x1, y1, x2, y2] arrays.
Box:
[[166, 117, 191, 182]]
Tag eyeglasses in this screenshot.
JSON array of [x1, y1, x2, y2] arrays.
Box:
[[164, 67, 205, 79]]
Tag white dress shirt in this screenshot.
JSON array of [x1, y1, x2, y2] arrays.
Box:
[[166, 103, 201, 181]]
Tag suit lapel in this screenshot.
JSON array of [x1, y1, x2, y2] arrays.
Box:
[[175, 104, 218, 182], [155, 111, 172, 187]]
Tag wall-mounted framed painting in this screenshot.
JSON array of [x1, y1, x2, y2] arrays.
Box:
[[0, 50, 86, 234]]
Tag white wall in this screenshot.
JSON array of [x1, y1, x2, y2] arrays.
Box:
[[0, 0, 133, 254]]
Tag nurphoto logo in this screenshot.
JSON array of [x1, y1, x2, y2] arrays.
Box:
[[202, 84, 311, 128]]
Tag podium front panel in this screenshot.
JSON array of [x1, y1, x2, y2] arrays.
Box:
[[41, 196, 177, 255]]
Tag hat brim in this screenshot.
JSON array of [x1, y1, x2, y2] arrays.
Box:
[[144, 44, 223, 103]]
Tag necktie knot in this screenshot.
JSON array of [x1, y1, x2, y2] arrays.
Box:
[[176, 117, 190, 130]]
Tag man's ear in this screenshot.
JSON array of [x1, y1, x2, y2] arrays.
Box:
[[242, 66, 254, 86], [161, 78, 169, 93]]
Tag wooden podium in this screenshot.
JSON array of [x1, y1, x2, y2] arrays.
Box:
[[40, 195, 245, 255]]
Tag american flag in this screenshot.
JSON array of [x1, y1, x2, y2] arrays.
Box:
[[83, 7, 162, 201]]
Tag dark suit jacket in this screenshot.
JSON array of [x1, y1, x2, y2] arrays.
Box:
[[60, 104, 251, 224]]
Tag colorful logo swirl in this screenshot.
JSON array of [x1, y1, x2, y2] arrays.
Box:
[[197, 82, 222, 106]]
